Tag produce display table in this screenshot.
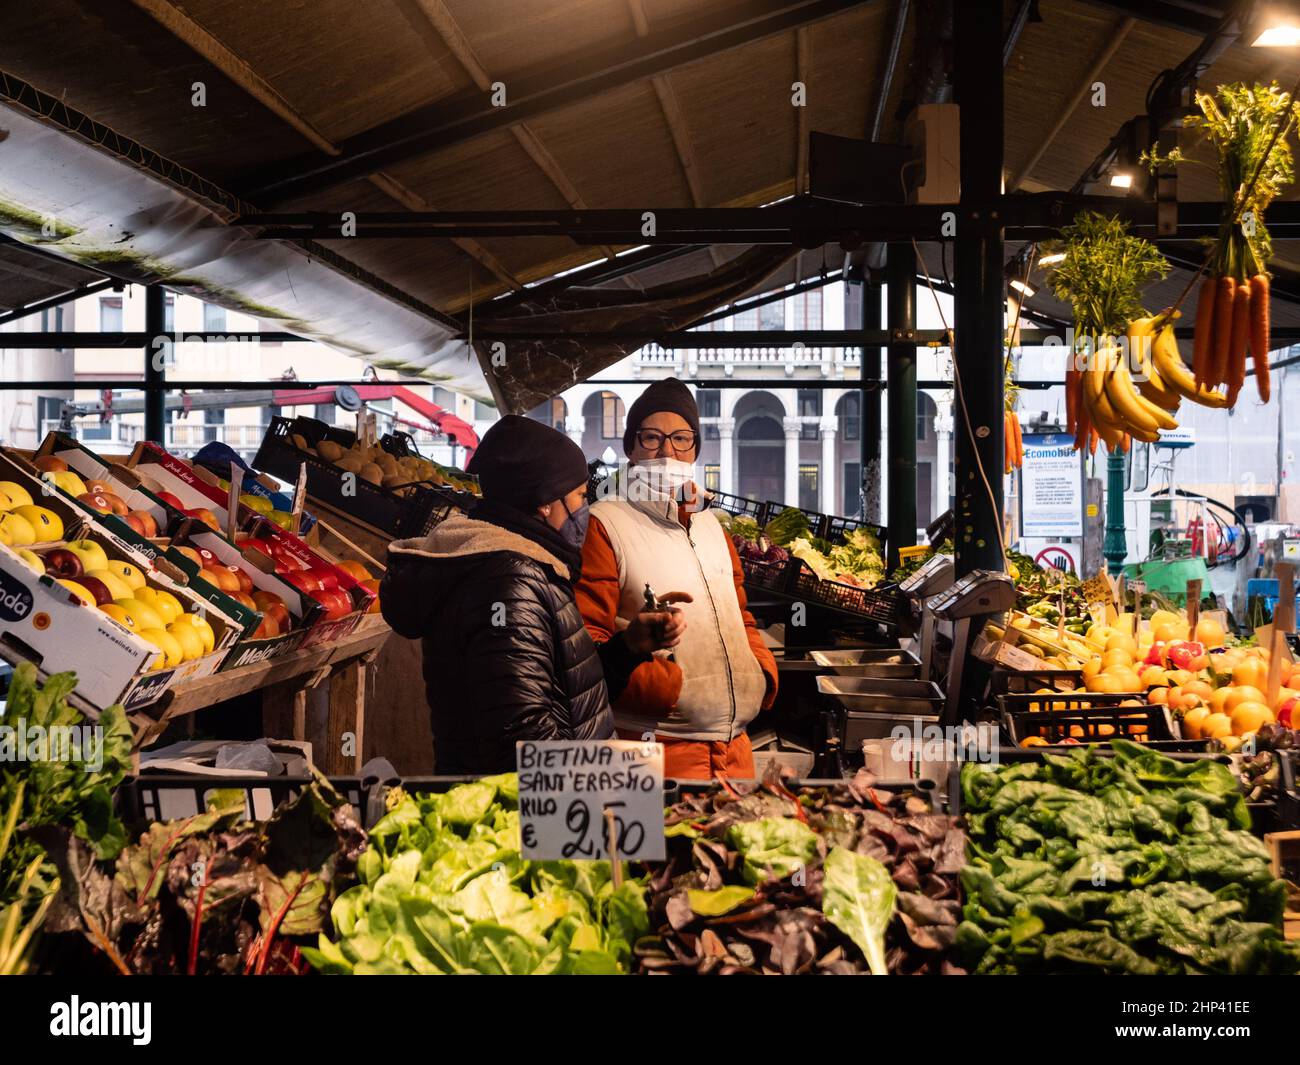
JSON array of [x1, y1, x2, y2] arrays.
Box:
[[127, 619, 392, 775]]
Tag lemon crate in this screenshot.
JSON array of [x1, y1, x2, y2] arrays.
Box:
[[998, 690, 1194, 750]]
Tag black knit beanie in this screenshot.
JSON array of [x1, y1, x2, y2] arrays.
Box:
[[467, 414, 589, 510], [622, 377, 700, 455]]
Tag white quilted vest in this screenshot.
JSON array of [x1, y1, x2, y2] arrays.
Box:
[[589, 494, 766, 741]]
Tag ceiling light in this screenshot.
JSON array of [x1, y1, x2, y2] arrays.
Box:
[[1254, 22, 1300, 46], [1037, 252, 1065, 266], [1110, 171, 1134, 189], [1009, 279, 1035, 297]]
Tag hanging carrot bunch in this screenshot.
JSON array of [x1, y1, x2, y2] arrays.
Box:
[[1004, 356, 1023, 474], [1149, 83, 1299, 404]]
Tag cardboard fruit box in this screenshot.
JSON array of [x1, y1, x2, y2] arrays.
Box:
[[127, 441, 272, 537], [0, 539, 177, 712], [29, 432, 179, 562], [72, 527, 245, 685], [242, 516, 375, 649], [166, 523, 317, 670]]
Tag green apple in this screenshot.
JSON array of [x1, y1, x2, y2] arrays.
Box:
[[268, 510, 294, 530], [65, 538, 110, 573], [239, 493, 274, 516], [15, 548, 43, 574]]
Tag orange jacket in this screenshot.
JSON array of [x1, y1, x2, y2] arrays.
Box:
[[576, 511, 779, 720]]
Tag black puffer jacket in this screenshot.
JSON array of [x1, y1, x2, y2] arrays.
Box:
[[381, 512, 635, 774]]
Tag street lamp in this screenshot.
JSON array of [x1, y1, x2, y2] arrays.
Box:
[[1252, 3, 1300, 46]]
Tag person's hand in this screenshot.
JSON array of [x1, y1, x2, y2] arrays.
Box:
[[623, 591, 692, 654]]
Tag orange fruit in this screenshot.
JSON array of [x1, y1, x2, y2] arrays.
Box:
[[1224, 685, 1267, 713], [1229, 702, 1274, 737], [1105, 633, 1138, 657], [1102, 649, 1134, 671], [1153, 621, 1187, 644], [1181, 706, 1210, 739], [1193, 617, 1226, 649], [1082, 658, 1103, 682], [1107, 669, 1144, 692], [1021, 736, 1048, 748], [1183, 679, 1214, 702], [1147, 687, 1169, 705], [1200, 712, 1233, 739], [1232, 659, 1268, 691], [1139, 665, 1168, 688]]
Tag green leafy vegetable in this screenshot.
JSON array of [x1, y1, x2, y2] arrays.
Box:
[[726, 817, 819, 885], [956, 742, 1300, 975], [305, 776, 649, 975], [821, 847, 896, 976], [687, 886, 755, 916]]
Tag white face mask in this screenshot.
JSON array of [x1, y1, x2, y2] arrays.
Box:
[[628, 457, 699, 505]]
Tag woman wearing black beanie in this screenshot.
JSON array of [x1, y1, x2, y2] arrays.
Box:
[[380, 415, 685, 773]]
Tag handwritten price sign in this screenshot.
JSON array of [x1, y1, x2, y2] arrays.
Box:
[[516, 740, 665, 861]]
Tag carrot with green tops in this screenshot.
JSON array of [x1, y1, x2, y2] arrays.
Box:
[[1226, 281, 1251, 406], [1192, 276, 1217, 388], [1250, 272, 1271, 402], [1210, 275, 1236, 388]]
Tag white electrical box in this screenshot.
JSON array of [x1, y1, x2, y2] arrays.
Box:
[[904, 103, 961, 204]]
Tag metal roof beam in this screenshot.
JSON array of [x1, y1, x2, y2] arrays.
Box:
[[238, 0, 876, 204]]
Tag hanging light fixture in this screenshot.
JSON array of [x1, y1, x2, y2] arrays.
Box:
[[1109, 171, 1134, 189], [1252, 3, 1300, 46], [1037, 252, 1065, 266]]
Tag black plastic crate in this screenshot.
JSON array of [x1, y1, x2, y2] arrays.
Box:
[[253, 415, 471, 537], [824, 515, 887, 553], [117, 774, 367, 825], [789, 560, 908, 629], [999, 690, 1188, 748], [739, 555, 794, 593], [710, 490, 768, 521], [990, 668, 1085, 696]]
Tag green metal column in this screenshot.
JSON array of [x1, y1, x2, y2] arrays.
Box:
[[1104, 448, 1128, 575], [886, 245, 916, 572], [860, 271, 883, 523], [144, 284, 166, 444], [952, 0, 1005, 576]]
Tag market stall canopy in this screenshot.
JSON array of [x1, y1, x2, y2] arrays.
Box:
[[2, 0, 1300, 409]]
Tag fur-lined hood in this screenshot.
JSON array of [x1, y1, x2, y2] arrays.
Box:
[[388, 512, 570, 581]]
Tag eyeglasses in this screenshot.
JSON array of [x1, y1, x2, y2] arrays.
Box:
[[635, 429, 698, 452]]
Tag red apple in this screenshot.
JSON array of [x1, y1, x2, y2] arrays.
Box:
[[156, 491, 185, 510], [43, 548, 83, 579], [316, 589, 352, 621], [252, 590, 290, 632], [232, 591, 257, 611], [129, 511, 159, 538], [241, 537, 275, 558], [76, 575, 114, 606], [284, 571, 322, 596], [186, 507, 220, 532], [308, 566, 339, 592], [253, 614, 280, 639], [123, 513, 147, 536], [1278, 696, 1300, 729], [34, 455, 68, 474], [77, 491, 115, 515], [227, 566, 254, 595], [173, 546, 202, 567]]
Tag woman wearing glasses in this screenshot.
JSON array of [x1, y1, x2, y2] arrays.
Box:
[[576, 378, 778, 780]]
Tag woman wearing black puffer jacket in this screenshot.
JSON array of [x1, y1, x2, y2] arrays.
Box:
[[381, 416, 687, 774]]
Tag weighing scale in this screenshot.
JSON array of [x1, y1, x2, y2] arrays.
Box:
[[919, 569, 1017, 725], [898, 553, 955, 630]]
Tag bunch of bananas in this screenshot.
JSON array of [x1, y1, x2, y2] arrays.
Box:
[[1067, 311, 1228, 454], [1129, 312, 1229, 413]]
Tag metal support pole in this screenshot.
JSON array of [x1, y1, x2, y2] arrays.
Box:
[[848, 270, 883, 522], [953, 0, 1005, 576], [886, 246, 916, 570], [144, 285, 166, 444], [1104, 448, 1128, 575]]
